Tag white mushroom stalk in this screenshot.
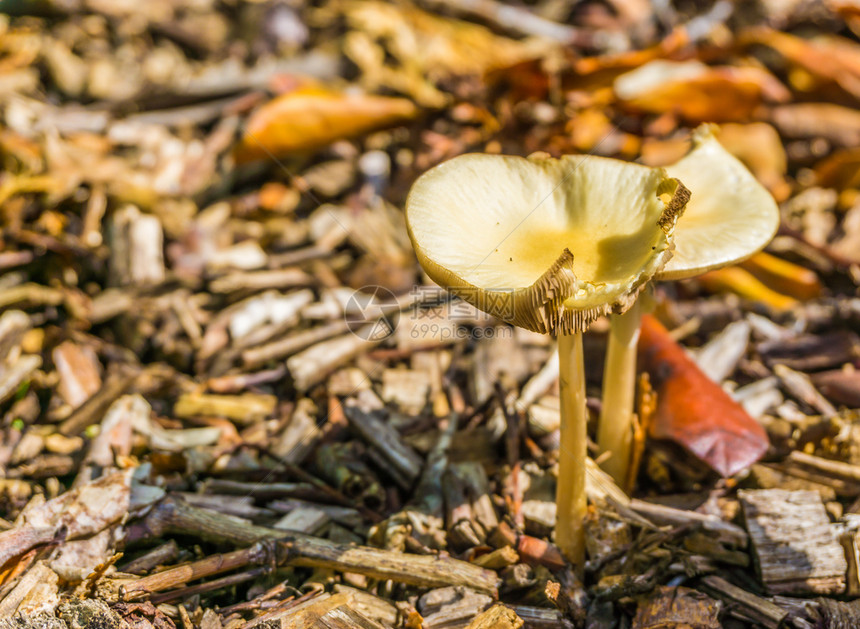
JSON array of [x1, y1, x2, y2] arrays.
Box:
[[405, 152, 690, 569], [597, 124, 781, 489]]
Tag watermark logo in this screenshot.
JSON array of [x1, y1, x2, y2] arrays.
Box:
[[345, 285, 514, 342], [344, 285, 401, 341]]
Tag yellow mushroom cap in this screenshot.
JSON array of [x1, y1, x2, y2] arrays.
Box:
[[405, 153, 690, 335], [658, 125, 781, 280]]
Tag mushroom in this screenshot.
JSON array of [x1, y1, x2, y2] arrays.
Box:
[[404, 152, 690, 567], [596, 124, 781, 488]]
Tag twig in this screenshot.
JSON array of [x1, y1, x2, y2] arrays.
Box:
[[128, 496, 500, 595]]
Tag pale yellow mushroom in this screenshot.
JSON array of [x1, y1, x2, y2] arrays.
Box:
[[597, 124, 781, 489], [405, 152, 690, 569]]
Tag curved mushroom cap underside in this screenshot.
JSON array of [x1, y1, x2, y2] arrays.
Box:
[[406, 153, 690, 335], [659, 125, 781, 280]]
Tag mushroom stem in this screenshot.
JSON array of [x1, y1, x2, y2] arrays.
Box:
[[597, 298, 643, 488], [555, 331, 587, 572]]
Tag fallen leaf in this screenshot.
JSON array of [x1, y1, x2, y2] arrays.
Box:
[[233, 83, 418, 163], [717, 123, 790, 201], [570, 29, 690, 88], [697, 266, 798, 311], [614, 60, 790, 122], [638, 315, 769, 477], [739, 252, 822, 300], [813, 147, 860, 189], [0, 470, 163, 568], [770, 103, 860, 148], [743, 27, 860, 102], [341, 0, 553, 106]]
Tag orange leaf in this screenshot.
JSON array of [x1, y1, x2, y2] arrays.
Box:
[[741, 28, 860, 102], [613, 61, 789, 123], [567, 28, 690, 89], [739, 252, 822, 301], [233, 85, 418, 163], [638, 315, 769, 477], [697, 266, 798, 311], [716, 123, 790, 202], [814, 146, 860, 190]]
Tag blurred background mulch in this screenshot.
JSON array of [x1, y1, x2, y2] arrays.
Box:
[[2, 0, 860, 627]]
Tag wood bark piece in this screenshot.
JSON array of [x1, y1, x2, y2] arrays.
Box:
[[75, 394, 147, 487], [508, 605, 574, 629], [812, 368, 860, 408], [0, 284, 63, 311], [59, 367, 137, 436], [759, 331, 860, 372], [515, 351, 559, 414], [472, 546, 519, 569], [381, 368, 430, 415], [272, 398, 323, 464], [683, 532, 749, 566], [242, 321, 350, 369], [808, 598, 860, 627], [173, 391, 277, 424], [118, 540, 179, 575], [108, 205, 165, 286], [316, 606, 389, 628], [839, 525, 860, 598], [123, 544, 268, 597], [631, 586, 720, 629], [287, 331, 381, 391], [314, 442, 386, 510], [201, 479, 324, 501], [773, 364, 837, 416], [766, 460, 860, 497], [691, 319, 750, 383], [270, 500, 362, 529], [628, 499, 748, 547], [52, 341, 102, 407], [739, 489, 847, 595], [149, 567, 268, 605], [342, 403, 422, 489], [699, 576, 787, 629], [209, 268, 313, 294], [247, 592, 390, 629], [274, 507, 330, 534], [443, 466, 483, 549], [0, 561, 59, 616], [129, 496, 500, 595], [331, 585, 399, 628], [788, 450, 860, 483], [470, 333, 529, 405], [179, 493, 274, 520], [452, 462, 499, 535], [418, 586, 492, 628], [0, 310, 30, 363], [465, 604, 522, 629], [0, 355, 41, 407], [244, 592, 343, 629]]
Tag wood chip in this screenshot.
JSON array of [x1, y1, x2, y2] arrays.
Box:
[[466, 604, 522, 629], [632, 586, 720, 629], [740, 489, 847, 595], [342, 403, 423, 489], [174, 392, 277, 424], [699, 576, 787, 629]]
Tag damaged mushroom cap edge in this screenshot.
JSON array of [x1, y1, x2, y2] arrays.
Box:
[[405, 153, 692, 336]]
